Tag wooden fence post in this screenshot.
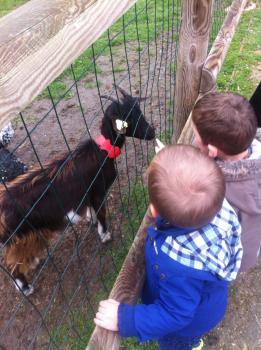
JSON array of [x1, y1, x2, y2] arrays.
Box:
[[172, 0, 214, 143], [200, 0, 248, 94], [179, 0, 248, 143]]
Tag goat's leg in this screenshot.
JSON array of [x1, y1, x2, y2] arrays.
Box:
[[86, 206, 97, 224], [66, 207, 97, 225], [5, 242, 34, 296], [5, 231, 48, 296], [66, 210, 82, 224], [14, 272, 34, 296], [91, 197, 112, 243]]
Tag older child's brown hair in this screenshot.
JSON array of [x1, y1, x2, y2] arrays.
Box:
[[148, 144, 225, 228], [192, 92, 257, 155]]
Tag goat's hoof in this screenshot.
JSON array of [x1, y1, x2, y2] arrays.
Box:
[[30, 257, 40, 270], [86, 207, 97, 224], [23, 284, 34, 296], [101, 231, 112, 243], [67, 210, 82, 224], [15, 279, 34, 296]]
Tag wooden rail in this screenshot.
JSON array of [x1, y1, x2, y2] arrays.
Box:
[[0, 0, 138, 128], [87, 0, 248, 348], [172, 0, 214, 143], [87, 210, 153, 350], [200, 0, 248, 93], [180, 0, 248, 143]]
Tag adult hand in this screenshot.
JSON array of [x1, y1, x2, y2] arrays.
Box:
[[94, 299, 120, 331]]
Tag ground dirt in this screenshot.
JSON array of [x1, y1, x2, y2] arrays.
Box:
[[205, 261, 261, 350]]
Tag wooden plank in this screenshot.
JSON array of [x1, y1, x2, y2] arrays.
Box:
[[0, 0, 96, 77], [200, 0, 248, 93], [172, 0, 214, 143], [0, 0, 138, 128]]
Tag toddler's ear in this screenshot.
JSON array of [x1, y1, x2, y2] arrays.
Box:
[[150, 204, 158, 218], [207, 144, 218, 158]]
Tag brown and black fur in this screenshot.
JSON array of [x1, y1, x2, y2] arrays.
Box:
[[0, 86, 155, 295]]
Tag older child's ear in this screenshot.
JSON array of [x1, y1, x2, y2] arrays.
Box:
[[207, 144, 218, 158], [150, 204, 158, 218]]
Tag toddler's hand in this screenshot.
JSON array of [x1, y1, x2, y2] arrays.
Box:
[[155, 138, 165, 153], [94, 299, 120, 331]]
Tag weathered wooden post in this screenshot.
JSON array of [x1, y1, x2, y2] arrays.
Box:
[[179, 0, 248, 143], [200, 0, 248, 94], [172, 0, 214, 143]]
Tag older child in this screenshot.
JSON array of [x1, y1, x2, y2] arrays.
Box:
[[192, 92, 261, 272], [94, 145, 242, 350]]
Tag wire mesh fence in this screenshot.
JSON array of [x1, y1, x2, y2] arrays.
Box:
[[0, 1, 233, 349]]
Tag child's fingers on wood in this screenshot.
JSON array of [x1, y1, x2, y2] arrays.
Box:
[[94, 318, 106, 328], [98, 305, 107, 313], [107, 298, 119, 304], [95, 311, 106, 320], [100, 300, 111, 307]]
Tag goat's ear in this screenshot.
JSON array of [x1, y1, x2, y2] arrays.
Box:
[[112, 118, 128, 134], [114, 84, 130, 98]]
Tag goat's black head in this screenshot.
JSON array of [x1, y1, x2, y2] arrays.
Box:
[[101, 86, 155, 141]]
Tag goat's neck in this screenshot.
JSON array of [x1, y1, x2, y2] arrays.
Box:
[[100, 120, 125, 148]]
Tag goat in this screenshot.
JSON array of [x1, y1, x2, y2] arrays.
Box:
[[0, 86, 155, 296]]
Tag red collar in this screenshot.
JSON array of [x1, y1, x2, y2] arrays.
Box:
[[96, 134, 121, 159]]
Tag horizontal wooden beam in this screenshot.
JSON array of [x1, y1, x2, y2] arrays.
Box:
[[0, 0, 138, 128], [200, 0, 248, 93]]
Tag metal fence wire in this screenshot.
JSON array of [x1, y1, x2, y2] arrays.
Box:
[[0, 1, 232, 349]]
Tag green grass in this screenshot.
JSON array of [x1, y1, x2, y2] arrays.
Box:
[[0, 0, 28, 17], [1, 0, 179, 101], [84, 80, 102, 90], [43, 0, 180, 102], [217, 0, 261, 97]]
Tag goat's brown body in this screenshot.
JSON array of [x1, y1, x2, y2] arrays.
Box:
[[0, 86, 155, 295], [0, 139, 116, 289]]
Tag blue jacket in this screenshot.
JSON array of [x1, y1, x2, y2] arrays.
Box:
[[118, 219, 230, 342]]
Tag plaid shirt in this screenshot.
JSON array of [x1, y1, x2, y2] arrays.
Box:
[[160, 199, 243, 281]]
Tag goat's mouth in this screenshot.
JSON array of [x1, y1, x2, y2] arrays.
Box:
[[143, 127, 155, 140], [130, 125, 155, 140]]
